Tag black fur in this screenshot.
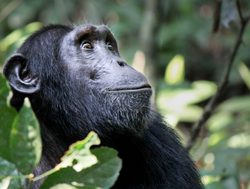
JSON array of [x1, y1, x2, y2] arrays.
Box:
[[3, 24, 203, 189]]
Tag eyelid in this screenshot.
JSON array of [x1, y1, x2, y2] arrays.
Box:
[[75, 31, 93, 48], [106, 41, 112, 46], [80, 41, 93, 49], [106, 41, 112, 45], [106, 41, 114, 51]]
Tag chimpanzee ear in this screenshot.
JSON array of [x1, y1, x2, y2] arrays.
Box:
[[3, 53, 40, 94]]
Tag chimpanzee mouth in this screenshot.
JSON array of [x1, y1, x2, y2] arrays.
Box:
[[106, 84, 152, 93]]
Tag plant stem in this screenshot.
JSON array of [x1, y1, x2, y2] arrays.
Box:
[[186, 4, 250, 151]]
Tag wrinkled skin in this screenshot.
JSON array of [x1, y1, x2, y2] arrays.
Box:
[[3, 24, 203, 189]]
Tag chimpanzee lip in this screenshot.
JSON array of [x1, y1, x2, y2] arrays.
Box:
[[106, 84, 152, 93]]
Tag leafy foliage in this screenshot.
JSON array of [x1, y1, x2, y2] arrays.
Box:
[[0, 77, 121, 189], [0, 75, 18, 161], [0, 157, 24, 189], [59, 132, 100, 171], [165, 54, 185, 85], [41, 147, 122, 189], [9, 100, 41, 174]]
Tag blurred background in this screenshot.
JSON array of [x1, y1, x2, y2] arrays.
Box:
[[0, 0, 250, 188]]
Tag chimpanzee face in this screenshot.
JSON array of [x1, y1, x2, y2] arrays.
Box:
[[59, 25, 152, 117], [3, 24, 152, 129], [60, 25, 151, 94]]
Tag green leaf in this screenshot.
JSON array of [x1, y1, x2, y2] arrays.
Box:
[[86, 147, 122, 187], [0, 105, 17, 161], [157, 80, 217, 124], [158, 81, 216, 109], [0, 75, 9, 100], [239, 63, 250, 90], [0, 75, 17, 161], [205, 181, 225, 189], [227, 133, 250, 148], [0, 22, 42, 53], [175, 105, 203, 122], [165, 54, 185, 85], [83, 147, 122, 187], [59, 131, 100, 171], [218, 96, 250, 113], [9, 99, 41, 174], [208, 112, 233, 132], [40, 147, 122, 189], [191, 81, 217, 103], [0, 157, 24, 189]]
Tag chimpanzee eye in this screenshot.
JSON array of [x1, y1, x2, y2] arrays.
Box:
[[106, 41, 113, 51], [80, 42, 93, 49]]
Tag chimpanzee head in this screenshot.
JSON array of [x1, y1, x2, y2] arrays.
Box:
[[3, 24, 152, 136]]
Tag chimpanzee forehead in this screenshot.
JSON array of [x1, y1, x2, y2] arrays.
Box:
[[73, 24, 112, 41]]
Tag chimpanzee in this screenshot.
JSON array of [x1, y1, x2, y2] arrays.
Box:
[[3, 24, 203, 189]]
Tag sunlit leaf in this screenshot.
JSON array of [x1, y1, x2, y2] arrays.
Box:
[[218, 96, 250, 112], [161, 105, 202, 123], [9, 99, 41, 174], [0, 22, 43, 65], [165, 54, 185, 85], [0, 22, 42, 52], [158, 81, 216, 109], [40, 147, 122, 189], [239, 63, 250, 90], [157, 80, 216, 124], [227, 133, 250, 148], [176, 105, 203, 122], [208, 112, 233, 132], [208, 132, 227, 147], [59, 132, 100, 172], [191, 81, 217, 102]]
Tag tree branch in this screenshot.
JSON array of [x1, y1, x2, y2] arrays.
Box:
[[186, 4, 250, 151], [236, 0, 244, 25], [212, 0, 222, 33]]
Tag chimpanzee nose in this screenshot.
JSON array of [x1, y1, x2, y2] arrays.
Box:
[[117, 60, 125, 67]]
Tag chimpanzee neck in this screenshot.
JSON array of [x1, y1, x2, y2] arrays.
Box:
[[36, 112, 202, 189], [103, 116, 202, 189]]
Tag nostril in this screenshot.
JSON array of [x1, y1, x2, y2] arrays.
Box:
[[117, 61, 125, 67], [90, 70, 98, 80]]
